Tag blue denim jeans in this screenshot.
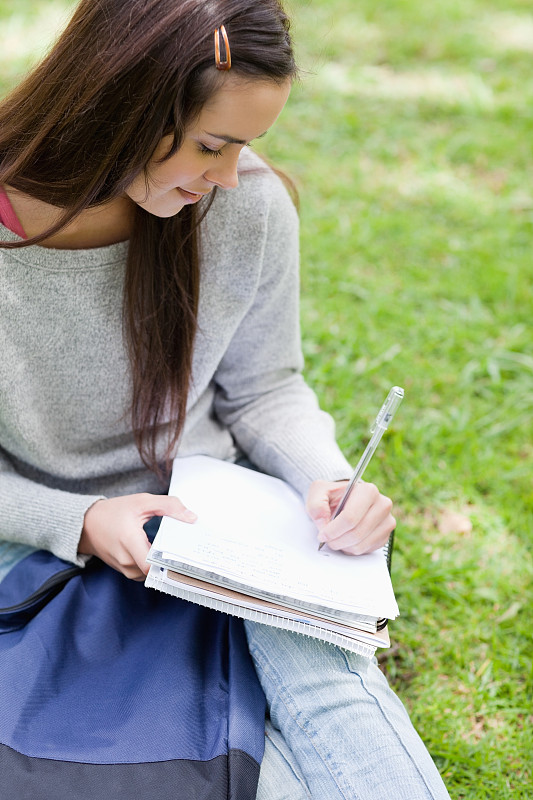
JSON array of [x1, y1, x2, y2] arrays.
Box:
[[247, 620, 451, 799], [0, 540, 37, 582], [0, 540, 450, 799]]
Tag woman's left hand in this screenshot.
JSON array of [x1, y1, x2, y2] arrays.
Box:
[[306, 479, 395, 555]]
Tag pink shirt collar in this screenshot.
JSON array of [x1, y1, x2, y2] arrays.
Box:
[[0, 186, 27, 239]]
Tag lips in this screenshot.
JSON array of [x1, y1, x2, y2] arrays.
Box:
[[177, 187, 209, 203]]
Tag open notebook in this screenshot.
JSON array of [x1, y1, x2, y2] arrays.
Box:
[[145, 456, 399, 658]]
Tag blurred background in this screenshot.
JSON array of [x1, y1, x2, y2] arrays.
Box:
[[1, 1, 532, 796]]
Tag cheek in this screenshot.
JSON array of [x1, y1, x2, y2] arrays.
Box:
[[153, 153, 195, 186], [128, 151, 205, 202]]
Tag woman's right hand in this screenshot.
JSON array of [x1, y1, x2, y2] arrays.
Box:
[[79, 493, 197, 581]]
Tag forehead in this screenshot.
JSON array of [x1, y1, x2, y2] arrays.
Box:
[[194, 76, 291, 142]]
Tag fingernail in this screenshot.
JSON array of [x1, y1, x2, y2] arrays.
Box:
[[183, 510, 197, 522]]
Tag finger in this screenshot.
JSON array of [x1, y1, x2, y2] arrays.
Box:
[[340, 492, 393, 548], [106, 548, 147, 581], [327, 501, 395, 554], [127, 529, 152, 576], [121, 564, 148, 581], [136, 493, 197, 523], [339, 515, 395, 556], [328, 514, 396, 556], [318, 481, 380, 545]]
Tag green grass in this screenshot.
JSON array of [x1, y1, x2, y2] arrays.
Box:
[[1, 1, 532, 795]]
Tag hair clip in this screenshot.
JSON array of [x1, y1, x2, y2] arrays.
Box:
[[214, 25, 231, 71]]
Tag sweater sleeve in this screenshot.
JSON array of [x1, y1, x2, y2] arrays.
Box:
[[212, 177, 353, 497], [0, 447, 102, 566]]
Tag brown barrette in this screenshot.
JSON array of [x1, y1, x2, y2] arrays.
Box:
[[214, 25, 231, 71]]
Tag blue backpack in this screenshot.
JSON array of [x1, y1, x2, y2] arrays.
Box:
[[0, 550, 265, 799]]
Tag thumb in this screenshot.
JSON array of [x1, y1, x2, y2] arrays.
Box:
[[141, 493, 197, 523]]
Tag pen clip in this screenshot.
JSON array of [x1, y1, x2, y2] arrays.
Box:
[[370, 386, 404, 433]]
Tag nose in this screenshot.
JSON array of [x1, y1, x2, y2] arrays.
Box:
[[204, 153, 240, 190]]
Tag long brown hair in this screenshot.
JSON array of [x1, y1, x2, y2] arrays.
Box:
[[0, 0, 297, 479]]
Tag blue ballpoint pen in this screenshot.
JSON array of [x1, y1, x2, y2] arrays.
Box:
[[318, 386, 404, 550]]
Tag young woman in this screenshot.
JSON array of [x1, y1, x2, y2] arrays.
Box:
[[0, 1, 451, 798]]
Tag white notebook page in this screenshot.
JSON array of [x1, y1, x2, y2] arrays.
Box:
[[148, 456, 399, 620]]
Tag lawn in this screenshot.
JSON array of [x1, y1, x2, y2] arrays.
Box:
[[1, 1, 532, 796]]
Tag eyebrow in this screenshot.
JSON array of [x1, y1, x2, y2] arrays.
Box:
[[204, 131, 268, 145]]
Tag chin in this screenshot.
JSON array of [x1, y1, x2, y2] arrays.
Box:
[[143, 201, 186, 218]]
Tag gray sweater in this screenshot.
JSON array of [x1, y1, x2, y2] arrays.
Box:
[[0, 153, 352, 567]]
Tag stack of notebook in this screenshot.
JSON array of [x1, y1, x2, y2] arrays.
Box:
[[145, 456, 399, 658]]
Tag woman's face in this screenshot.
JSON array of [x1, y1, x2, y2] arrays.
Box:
[[125, 76, 291, 218]]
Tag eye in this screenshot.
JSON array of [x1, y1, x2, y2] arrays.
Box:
[[198, 143, 223, 158]]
